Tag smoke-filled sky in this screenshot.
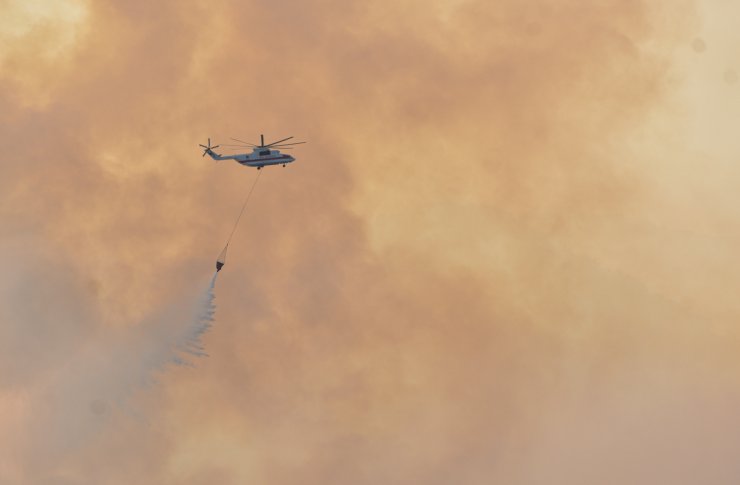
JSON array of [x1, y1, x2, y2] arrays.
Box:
[[3, 0, 740, 483]]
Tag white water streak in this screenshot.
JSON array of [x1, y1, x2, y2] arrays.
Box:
[[173, 272, 218, 364]]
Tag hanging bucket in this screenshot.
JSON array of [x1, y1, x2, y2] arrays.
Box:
[[216, 245, 228, 272]]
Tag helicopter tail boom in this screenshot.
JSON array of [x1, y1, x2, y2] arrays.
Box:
[[204, 148, 227, 160]]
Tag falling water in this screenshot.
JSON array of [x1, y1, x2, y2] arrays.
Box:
[[172, 272, 218, 365]]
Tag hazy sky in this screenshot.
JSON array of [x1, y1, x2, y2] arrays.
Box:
[[3, 1, 740, 483]]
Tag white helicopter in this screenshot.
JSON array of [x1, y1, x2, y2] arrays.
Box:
[[200, 134, 306, 169]]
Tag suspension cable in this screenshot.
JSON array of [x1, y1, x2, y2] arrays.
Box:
[[216, 170, 262, 271]]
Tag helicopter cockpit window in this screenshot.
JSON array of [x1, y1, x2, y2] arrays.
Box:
[[259, 150, 271, 156]]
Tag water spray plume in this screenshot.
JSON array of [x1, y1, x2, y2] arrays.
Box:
[[174, 272, 218, 362]]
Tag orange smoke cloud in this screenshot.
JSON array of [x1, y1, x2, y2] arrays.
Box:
[[6, 0, 740, 484]]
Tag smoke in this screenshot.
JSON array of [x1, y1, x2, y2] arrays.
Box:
[[0, 243, 219, 483], [8, 0, 740, 483]]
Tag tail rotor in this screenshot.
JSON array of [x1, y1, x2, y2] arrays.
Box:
[[199, 137, 220, 157]]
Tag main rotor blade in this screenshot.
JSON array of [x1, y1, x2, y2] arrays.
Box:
[[199, 144, 208, 149], [270, 141, 306, 147], [265, 136, 293, 147], [220, 144, 254, 148], [230, 137, 258, 147]]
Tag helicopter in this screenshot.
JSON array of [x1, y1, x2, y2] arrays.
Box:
[[199, 134, 306, 169]]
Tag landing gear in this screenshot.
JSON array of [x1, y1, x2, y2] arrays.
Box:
[[257, 166, 262, 170], [283, 164, 286, 167]]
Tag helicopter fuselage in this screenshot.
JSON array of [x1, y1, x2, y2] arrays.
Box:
[[205, 147, 296, 168], [238, 149, 295, 168]]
